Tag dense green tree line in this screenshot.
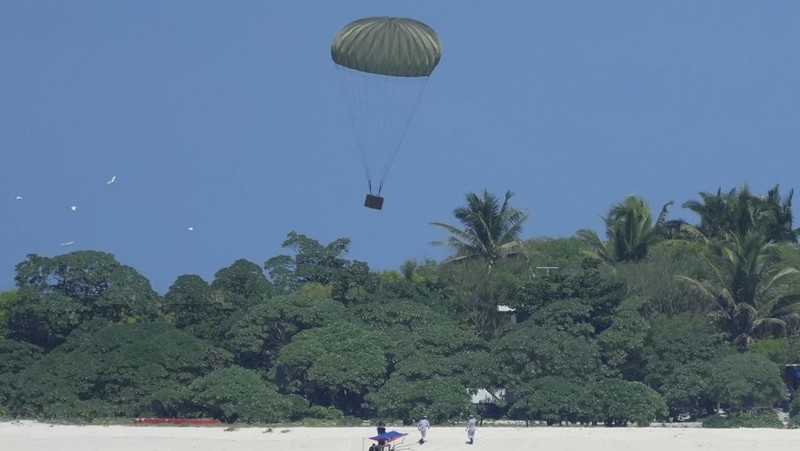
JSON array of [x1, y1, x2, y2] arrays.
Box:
[[1, 184, 799, 426]]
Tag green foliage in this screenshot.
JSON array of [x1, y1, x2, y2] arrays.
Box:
[[265, 232, 369, 302], [748, 337, 800, 365], [680, 233, 800, 349], [644, 314, 734, 388], [596, 297, 649, 379], [577, 195, 673, 263], [211, 259, 275, 309], [6, 220, 800, 425], [707, 352, 787, 412], [0, 339, 44, 408], [683, 183, 799, 243], [223, 294, 346, 370], [430, 189, 529, 272], [7, 322, 227, 419], [5, 289, 83, 349], [511, 259, 625, 337], [7, 251, 160, 349], [617, 241, 711, 316], [166, 367, 306, 423], [524, 237, 591, 275], [702, 411, 784, 428], [788, 395, 800, 417], [0, 289, 19, 338], [642, 315, 734, 417], [580, 379, 668, 426], [365, 375, 471, 424], [491, 323, 602, 387], [307, 405, 344, 420], [437, 260, 518, 339], [508, 376, 584, 424], [163, 275, 217, 329], [270, 322, 387, 416]]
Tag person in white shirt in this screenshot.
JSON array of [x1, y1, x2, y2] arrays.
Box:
[[417, 416, 430, 444], [466, 415, 477, 444]]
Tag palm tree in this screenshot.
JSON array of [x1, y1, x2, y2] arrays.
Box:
[[431, 189, 529, 273], [681, 183, 799, 243], [577, 195, 672, 263], [679, 232, 800, 350]]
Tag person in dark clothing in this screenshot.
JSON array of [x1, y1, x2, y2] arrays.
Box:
[[376, 422, 387, 447]]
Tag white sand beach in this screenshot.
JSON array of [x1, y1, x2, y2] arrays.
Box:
[[2, 421, 800, 451]]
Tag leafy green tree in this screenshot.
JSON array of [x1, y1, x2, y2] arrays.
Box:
[[508, 376, 585, 425], [596, 297, 649, 380], [270, 322, 387, 416], [491, 323, 602, 388], [4, 289, 82, 349], [265, 232, 369, 302], [211, 259, 274, 309], [166, 367, 307, 423], [707, 352, 787, 413], [353, 297, 493, 394], [616, 240, 711, 316], [0, 290, 18, 338], [361, 259, 450, 310], [437, 260, 519, 339], [643, 314, 735, 388], [163, 275, 217, 329], [7, 321, 230, 419], [659, 361, 714, 418], [0, 339, 44, 410], [577, 195, 672, 263], [431, 189, 529, 273], [365, 375, 471, 424], [523, 237, 591, 276], [511, 259, 625, 337], [580, 379, 668, 426], [224, 293, 346, 370], [679, 233, 800, 349], [7, 251, 160, 349]]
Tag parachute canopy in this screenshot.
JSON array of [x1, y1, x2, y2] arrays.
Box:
[[331, 17, 442, 77]]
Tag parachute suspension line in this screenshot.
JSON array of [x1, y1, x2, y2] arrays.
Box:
[[336, 66, 429, 196], [336, 65, 374, 193], [376, 77, 430, 195]]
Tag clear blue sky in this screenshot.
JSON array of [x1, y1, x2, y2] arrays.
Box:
[[2, 1, 799, 292]]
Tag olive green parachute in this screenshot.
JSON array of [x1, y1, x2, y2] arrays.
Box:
[[331, 17, 442, 77]]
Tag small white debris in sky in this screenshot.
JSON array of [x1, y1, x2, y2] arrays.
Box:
[[60, 241, 75, 246], [70, 205, 77, 211], [15, 196, 22, 201], [187, 226, 194, 231], [107, 175, 116, 184]]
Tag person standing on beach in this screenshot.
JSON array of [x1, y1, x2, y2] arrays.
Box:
[[466, 415, 477, 444], [418, 415, 430, 444], [376, 422, 386, 447]]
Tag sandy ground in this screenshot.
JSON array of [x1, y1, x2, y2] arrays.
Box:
[[2, 421, 800, 451]]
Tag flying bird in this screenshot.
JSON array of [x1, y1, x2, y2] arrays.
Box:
[[70, 205, 77, 211], [60, 241, 75, 246], [15, 196, 22, 201], [107, 175, 116, 184], [187, 226, 194, 231]]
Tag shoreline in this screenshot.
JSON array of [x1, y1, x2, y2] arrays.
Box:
[[2, 421, 800, 451]]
